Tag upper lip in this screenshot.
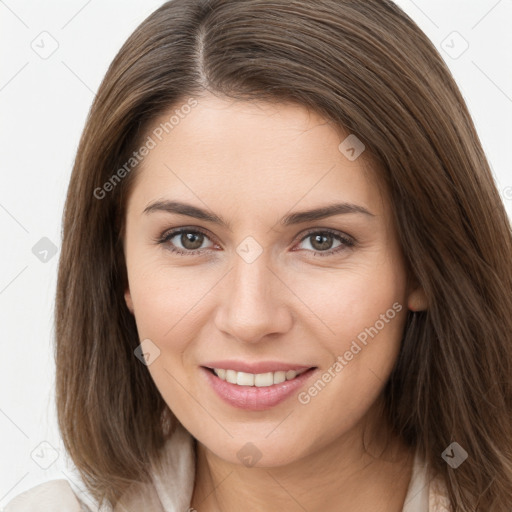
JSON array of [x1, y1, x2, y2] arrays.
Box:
[[202, 360, 315, 374]]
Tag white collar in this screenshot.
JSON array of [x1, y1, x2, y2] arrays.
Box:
[[150, 423, 196, 512]]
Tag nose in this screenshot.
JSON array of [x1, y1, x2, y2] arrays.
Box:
[[213, 250, 293, 344]]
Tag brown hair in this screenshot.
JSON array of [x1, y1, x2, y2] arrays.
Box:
[[56, 0, 512, 509]]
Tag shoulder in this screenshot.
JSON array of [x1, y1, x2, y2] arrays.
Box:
[[3, 424, 195, 512], [4, 479, 91, 512]]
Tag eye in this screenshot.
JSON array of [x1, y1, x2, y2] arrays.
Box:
[[295, 229, 355, 256], [157, 228, 217, 255]]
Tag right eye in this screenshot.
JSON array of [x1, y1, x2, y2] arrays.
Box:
[[157, 228, 217, 255]]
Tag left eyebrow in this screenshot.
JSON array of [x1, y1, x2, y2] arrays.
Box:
[[281, 202, 375, 225]]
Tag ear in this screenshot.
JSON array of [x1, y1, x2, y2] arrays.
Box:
[[124, 287, 134, 314], [407, 284, 428, 312]]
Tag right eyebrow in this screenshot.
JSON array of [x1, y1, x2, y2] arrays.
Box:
[[143, 200, 232, 229]]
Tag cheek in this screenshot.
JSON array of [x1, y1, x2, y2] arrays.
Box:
[[285, 258, 407, 345], [126, 263, 215, 420], [127, 257, 219, 341]]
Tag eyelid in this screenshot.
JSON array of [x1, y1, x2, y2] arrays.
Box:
[[158, 225, 212, 241], [296, 227, 355, 245]]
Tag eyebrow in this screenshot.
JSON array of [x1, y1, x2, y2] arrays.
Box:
[[143, 200, 374, 229]]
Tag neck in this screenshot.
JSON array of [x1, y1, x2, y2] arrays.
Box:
[[190, 408, 415, 512]]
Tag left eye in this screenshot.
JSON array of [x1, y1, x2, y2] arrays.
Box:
[[296, 231, 354, 255]]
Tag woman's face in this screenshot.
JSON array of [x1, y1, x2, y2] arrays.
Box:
[[123, 93, 425, 467]]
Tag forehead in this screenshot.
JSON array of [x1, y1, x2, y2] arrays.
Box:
[[127, 94, 387, 219]]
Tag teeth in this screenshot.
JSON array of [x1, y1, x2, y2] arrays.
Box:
[[254, 372, 273, 387], [273, 371, 286, 384], [286, 370, 297, 380], [237, 372, 254, 386], [212, 368, 307, 387], [226, 369, 237, 383], [215, 368, 226, 380]]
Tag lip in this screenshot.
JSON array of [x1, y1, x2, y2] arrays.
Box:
[[202, 360, 313, 374], [200, 365, 317, 411]]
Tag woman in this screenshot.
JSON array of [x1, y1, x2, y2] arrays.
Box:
[[6, 0, 512, 510]]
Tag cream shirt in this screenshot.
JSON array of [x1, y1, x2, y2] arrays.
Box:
[[5, 424, 451, 511]]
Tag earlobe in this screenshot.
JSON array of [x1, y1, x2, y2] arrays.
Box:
[[407, 285, 428, 312], [124, 288, 134, 314]]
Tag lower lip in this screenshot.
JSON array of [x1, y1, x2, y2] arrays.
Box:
[[201, 366, 317, 411]]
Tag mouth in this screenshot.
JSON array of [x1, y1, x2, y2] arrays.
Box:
[[200, 364, 318, 411]]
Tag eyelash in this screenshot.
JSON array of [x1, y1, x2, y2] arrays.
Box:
[[155, 227, 356, 257]]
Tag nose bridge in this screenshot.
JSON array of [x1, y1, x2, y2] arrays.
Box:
[[230, 249, 272, 317], [214, 246, 291, 342]]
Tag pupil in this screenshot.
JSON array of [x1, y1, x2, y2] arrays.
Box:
[[182, 232, 203, 250], [311, 233, 332, 251]]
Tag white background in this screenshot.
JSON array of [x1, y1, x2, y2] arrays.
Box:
[[0, 0, 511, 507]]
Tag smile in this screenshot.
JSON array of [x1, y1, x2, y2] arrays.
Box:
[[201, 364, 317, 411], [211, 368, 309, 387]]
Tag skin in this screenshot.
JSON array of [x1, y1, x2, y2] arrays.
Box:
[[123, 92, 428, 512]]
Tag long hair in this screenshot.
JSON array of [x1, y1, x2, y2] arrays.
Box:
[[55, 0, 512, 509]]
